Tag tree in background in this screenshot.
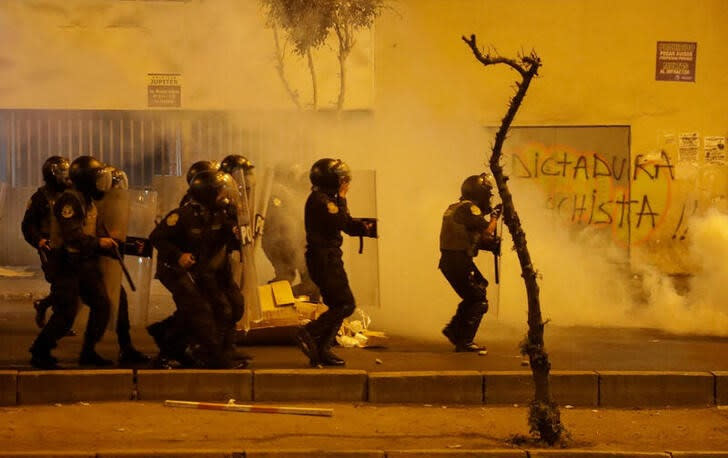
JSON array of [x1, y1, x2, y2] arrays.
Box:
[[462, 34, 564, 445], [261, 0, 384, 112], [261, 0, 332, 110], [329, 0, 383, 111]]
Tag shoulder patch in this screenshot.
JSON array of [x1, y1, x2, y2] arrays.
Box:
[[327, 201, 339, 214], [61, 204, 75, 219], [470, 205, 482, 216], [166, 212, 179, 226], [272, 197, 282, 207]]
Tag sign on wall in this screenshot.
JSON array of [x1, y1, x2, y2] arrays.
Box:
[[147, 73, 181, 107], [655, 41, 697, 82]]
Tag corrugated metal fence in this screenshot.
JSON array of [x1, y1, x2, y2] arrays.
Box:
[[0, 108, 322, 265], [0, 109, 304, 188]]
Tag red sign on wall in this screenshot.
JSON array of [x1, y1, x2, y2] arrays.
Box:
[[655, 41, 697, 82]]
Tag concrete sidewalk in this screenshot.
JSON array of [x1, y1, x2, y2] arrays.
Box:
[[2, 367, 727, 407]]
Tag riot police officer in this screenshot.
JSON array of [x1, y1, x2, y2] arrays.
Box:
[[179, 160, 219, 207], [295, 158, 373, 367], [148, 170, 244, 369], [21, 156, 71, 328], [220, 155, 254, 183], [97, 166, 150, 365], [29, 156, 117, 369], [220, 154, 255, 208], [439, 174, 501, 353]]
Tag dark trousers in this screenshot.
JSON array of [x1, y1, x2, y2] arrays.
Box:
[[31, 253, 111, 355], [304, 248, 355, 349], [439, 250, 489, 344], [34, 251, 55, 311], [154, 264, 243, 367]]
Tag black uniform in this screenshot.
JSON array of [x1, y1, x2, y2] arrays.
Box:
[[262, 182, 320, 300], [29, 189, 112, 367], [148, 199, 244, 368], [301, 189, 369, 363], [439, 199, 497, 351], [21, 185, 64, 323]]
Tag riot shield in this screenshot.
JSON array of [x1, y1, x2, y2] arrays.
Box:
[[260, 180, 314, 298], [123, 189, 157, 327], [96, 185, 130, 331], [340, 170, 380, 310], [229, 167, 274, 330], [149, 175, 187, 323]]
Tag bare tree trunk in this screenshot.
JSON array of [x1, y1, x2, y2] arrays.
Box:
[[462, 34, 563, 445], [334, 23, 352, 112], [272, 26, 301, 110], [306, 49, 318, 110]]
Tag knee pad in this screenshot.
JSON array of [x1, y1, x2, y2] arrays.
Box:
[[341, 303, 356, 317], [477, 300, 489, 315]]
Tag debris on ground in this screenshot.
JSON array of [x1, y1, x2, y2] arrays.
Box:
[[164, 399, 333, 417], [336, 308, 387, 348]]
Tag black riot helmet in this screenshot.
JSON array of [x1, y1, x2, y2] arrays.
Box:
[[460, 174, 494, 213], [42, 156, 71, 190], [309, 158, 351, 194], [189, 170, 232, 209], [69, 155, 113, 200], [186, 160, 219, 184], [219, 154, 254, 175]]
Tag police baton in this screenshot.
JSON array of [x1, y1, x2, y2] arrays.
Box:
[[492, 205, 503, 285], [38, 247, 49, 265], [101, 222, 136, 292]]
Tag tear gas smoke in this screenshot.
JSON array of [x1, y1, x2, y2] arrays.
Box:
[[3, 1, 726, 340]]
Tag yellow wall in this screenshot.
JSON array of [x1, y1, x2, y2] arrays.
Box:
[[374, 0, 728, 272]]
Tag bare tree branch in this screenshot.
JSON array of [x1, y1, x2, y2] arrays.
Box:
[[463, 33, 561, 445], [462, 34, 529, 77]]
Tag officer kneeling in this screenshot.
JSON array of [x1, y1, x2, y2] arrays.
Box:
[[148, 170, 244, 369]]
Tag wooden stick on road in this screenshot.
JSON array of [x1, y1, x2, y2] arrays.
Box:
[[164, 400, 334, 417]]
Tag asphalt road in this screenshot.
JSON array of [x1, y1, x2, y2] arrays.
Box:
[[1, 402, 727, 453]]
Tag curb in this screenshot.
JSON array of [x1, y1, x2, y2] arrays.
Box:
[[0, 450, 727, 457], [1, 369, 725, 407]]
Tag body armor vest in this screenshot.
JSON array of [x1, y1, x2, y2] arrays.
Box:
[[439, 200, 481, 257], [49, 189, 97, 250], [40, 186, 62, 237]]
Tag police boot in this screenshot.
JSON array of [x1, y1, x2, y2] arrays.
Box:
[[30, 347, 59, 370], [148, 353, 174, 369], [318, 347, 345, 366], [455, 342, 487, 353], [119, 346, 151, 365], [294, 327, 320, 367], [318, 332, 345, 367], [442, 325, 458, 347], [79, 349, 114, 367]]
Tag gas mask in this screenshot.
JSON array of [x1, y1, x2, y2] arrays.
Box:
[[110, 168, 129, 190], [92, 166, 114, 200]]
